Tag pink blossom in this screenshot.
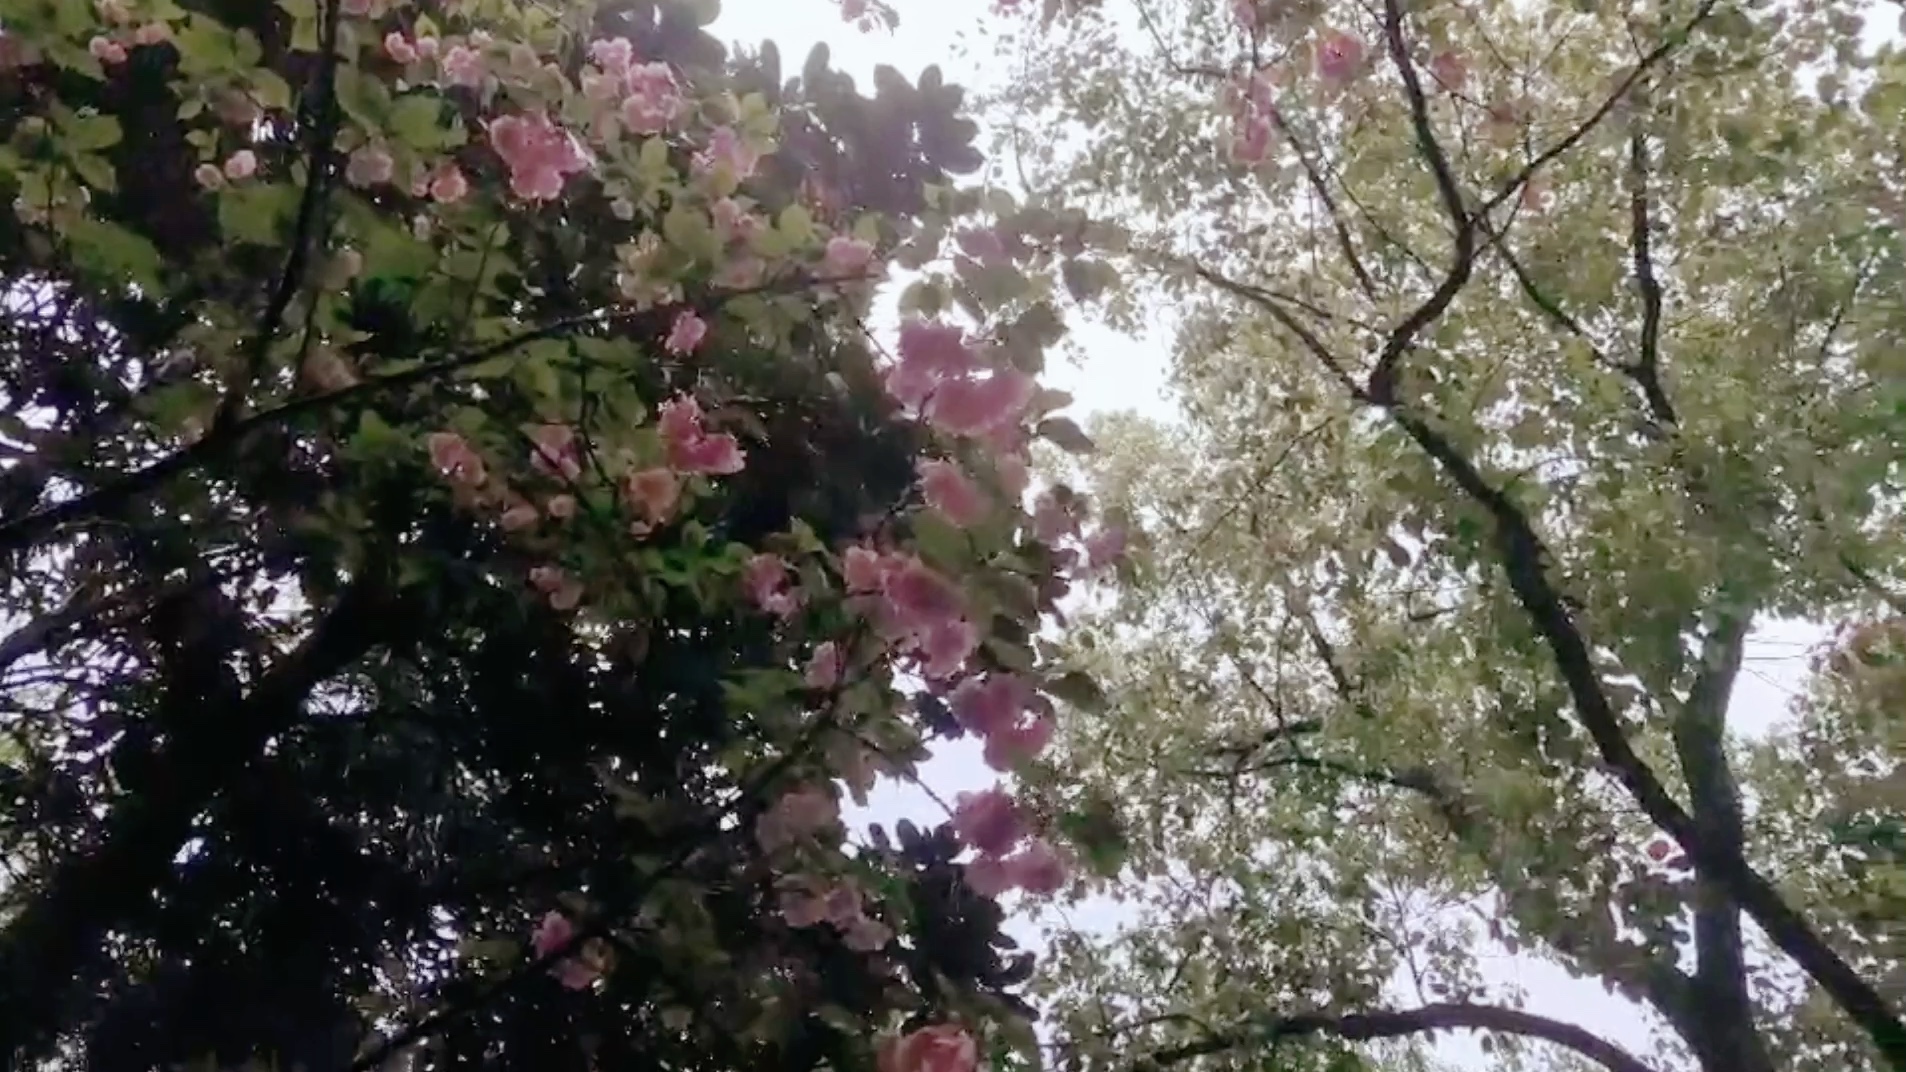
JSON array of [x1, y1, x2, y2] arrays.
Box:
[[712, 198, 764, 245], [222, 150, 258, 181], [779, 880, 830, 927], [823, 882, 867, 928], [805, 641, 844, 689], [1231, 0, 1258, 28], [822, 235, 876, 277], [415, 36, 440, 60], [622, 62, 683, 134], [694, 125, 760, 182], [1006, 837, 1069, 895], [918, 459, 990, 526], [841, 0, 870, 18], [529, 565, 584, 611], [590, 37, 635, 75], [743, 553, 801, 618], [982, 714, 1055, 771], [914, 618, 979, 679], [426, 431, 486, 486], [500, 502, 539, 531], [897, 320, 977, 378], [528, 424, 581, 481], [133, 22, 170, 46], [1033, 491, 1079, 545], [1316, 30, 1364, 85], [441, 44, 485, 87], [622, 467, 680, 526], [530, 911, 600, 989], [489, 113, 591, 202], [883, 557, 965, 628], [345, 145, 394, 188], [965, 855, 1014, 898], [531, 910, 576, 959], [89, 36, 127, 65], [756, 786, 838, 853], [384, 31, 418, 64], [545, 494, 577, 520], [1233, 113, 1273, 164], [995, 453, 1031, 498], [926, 369, 1037, 438], [842, 546, 891, 592], [1082, 525, 1128, 572], [843, 914, 893, 952], [1430, 50, 1467, 92], [428, 163, 468, 203], [878, 1025, 979, 1072], [948, 673, 1034, 738], [666, 310, 708, 354], [658, 394, 747, 475], [952, 788, 1025, 856]]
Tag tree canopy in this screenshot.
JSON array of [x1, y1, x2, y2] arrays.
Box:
[[0, 0, 1130, 1068], [983, 0, 1906, 1069]]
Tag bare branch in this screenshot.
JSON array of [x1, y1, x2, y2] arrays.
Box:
[[1137, 1001, 1663, 1072]]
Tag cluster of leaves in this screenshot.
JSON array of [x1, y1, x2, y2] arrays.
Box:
[[0, 0, 1126, 1068], [982, 0, 1906, 1070]]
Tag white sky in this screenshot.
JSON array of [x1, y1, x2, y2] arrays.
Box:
[[707, 1, 1842, 1068]]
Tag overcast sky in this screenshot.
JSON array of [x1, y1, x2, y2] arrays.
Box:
[[705, 1, 1848, 1067]]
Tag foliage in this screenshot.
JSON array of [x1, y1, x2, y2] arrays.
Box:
[[0, 0, 1125, 1068], [986, 0, 1906, 1070]]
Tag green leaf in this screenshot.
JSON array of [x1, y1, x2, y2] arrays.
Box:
[[909, 510, 969, 572], [218, 182, 299, 246], [62, 113, 122, 152], [333, 64, 392, 130], [251, 70, 295, 113], [63, 217, 163, 292], [1035, 416, 1096, 455], [1046, 670, 1108, 713], [389, 94, 451, 150]]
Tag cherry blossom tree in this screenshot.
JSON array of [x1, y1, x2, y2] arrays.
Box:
[[0, 0, 1124, 1067]]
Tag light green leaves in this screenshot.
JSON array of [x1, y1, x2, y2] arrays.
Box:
[[217, 182, 299, 245]]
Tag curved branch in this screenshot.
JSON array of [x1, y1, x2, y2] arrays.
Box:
[[1139, 1001, 1661, 1072]]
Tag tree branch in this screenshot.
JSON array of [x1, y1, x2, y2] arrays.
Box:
[[0, 575, 397, 1064], [1624, 125, 1677, 426], [1138, 1001, 1662, 1072], [1671, 606, 1774, 1071], [0, 272, 832, 557], [1366, 0, 1476, 404], [212, 0, 344, 433]]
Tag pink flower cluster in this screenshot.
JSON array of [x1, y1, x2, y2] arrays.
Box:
[[530, 911, 605, 990], [584, 40, 686, 136], [887, 320, 1037, 443], [879, 1024, 979, 1072], [1227, 72, 1278, 165], [778, 874, 893, 951], [843, 547, 979, 680], [947, 785, 1068, 906], [949, 673, 1056, 772], [917, 458, 990, 526], [87, 3, 169, 67], [756, 786, 839, 853], [1315, 29, 1365, 86], [658, 395, 746, 475], [743, 553, 802, 619], [489, 112, 592, 201]]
